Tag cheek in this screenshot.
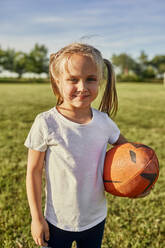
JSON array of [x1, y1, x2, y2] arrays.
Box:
[[62, 84, 75, 96], [90, 83, 99, 94]]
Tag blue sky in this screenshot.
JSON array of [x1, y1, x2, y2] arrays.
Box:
[[1, 0, 165, 60]]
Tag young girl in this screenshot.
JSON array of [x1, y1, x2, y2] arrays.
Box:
[[24, 43, 150, 248]]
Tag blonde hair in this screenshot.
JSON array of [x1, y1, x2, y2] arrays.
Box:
[[49, 43, 118, 117]]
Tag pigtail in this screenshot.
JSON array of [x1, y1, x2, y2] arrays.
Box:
[[98, 59, 118, 118]]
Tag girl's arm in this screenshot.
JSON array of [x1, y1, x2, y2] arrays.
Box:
[[113, 133, 128, 146], [26, 148, 49, 247]]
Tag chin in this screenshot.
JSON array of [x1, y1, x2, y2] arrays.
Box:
[[72, 101, 91, 108]]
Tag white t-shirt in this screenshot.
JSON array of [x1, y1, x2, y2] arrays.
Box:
[[24, 107, 120, 232]]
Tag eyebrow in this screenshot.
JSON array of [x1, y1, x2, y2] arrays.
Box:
[[87, 75, 97, 77], [67, 74, 97, 78]]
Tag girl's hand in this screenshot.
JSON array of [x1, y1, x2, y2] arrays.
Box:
[[31, 218, 50, 247], [132, 186, 154, 199]]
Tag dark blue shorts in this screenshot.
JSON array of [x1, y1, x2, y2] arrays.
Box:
[[45, 218, 106, 248]]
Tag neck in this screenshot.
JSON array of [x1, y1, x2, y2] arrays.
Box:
[[56, 105, 93, 124]]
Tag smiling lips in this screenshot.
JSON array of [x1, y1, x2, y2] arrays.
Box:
[[74, 94, 90, 98]]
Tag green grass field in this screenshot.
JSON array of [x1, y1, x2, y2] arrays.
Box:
[[0, 82, 165, 248]]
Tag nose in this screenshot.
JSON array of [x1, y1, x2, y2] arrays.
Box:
[[77, 80, 88, 92]]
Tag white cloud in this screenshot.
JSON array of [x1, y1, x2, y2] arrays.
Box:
[[32, 14, 106, 28], [34, 16, 66, 24]]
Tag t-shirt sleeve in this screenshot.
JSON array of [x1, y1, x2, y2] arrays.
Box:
[[24, 114, 47, 152], [105, 114, 120, 144]]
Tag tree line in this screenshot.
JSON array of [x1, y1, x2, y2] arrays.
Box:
[[112, 52, 165, 82], [0, 44, 48, 78], [0, 43, 165, 81]]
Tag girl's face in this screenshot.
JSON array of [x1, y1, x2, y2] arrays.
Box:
[[56, 54, 99, 110]]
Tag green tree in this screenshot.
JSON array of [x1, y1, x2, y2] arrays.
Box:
[[0, 48, 15, 71], [150, 55, 165, 75], [0, 47, 6, 69], [112, 53, 136, 75], [26, 44, 48, 74], [138, 51, 156, 79], [142, 66, 156, 78], [158, 63, 165, 74], [13, 52, 27, 78], [138, 50, 148, 65]]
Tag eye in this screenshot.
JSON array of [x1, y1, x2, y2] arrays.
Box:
[[67, 78, 78, 83], [87, 77, 97, 82]]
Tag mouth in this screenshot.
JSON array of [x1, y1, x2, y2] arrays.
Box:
[[76, 95, 90, 99]]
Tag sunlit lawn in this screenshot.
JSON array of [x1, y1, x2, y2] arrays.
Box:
[[0, 82, 165, 248]]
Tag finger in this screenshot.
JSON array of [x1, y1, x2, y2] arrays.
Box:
[[44, 229, 50, 241], [37, 237, 48, 247], [37, 237, 42, 246], [34, 237, 39, 245], [37, 237, 43, 247], [139, 192, 149, 198], [132, 190, 150, 198], [138, 190, 150, 198], [44, 225, 50, 241]]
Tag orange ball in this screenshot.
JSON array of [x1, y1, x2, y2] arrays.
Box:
[[103, 142, 159, 198]]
